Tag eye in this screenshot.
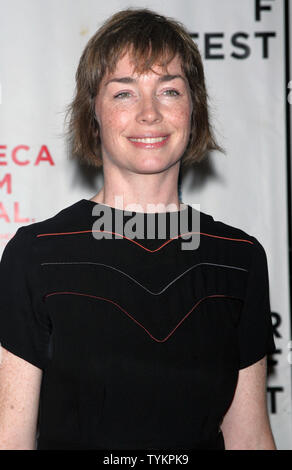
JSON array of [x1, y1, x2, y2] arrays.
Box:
[[162, 89, 180, 97], [114, 92, 132, 99]]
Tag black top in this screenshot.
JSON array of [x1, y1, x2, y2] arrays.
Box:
[[0, 199, 276, 450]]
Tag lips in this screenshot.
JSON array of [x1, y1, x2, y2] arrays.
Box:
[[127, 135, 170, 149], [129, 136, 167, 143]]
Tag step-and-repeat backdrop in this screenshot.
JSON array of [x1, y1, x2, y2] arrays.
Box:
[[0, 0, 291, 449]]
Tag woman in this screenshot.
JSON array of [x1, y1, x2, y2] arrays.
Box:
[[0, 8, 276, 450]]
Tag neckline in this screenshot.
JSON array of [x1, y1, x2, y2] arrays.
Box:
[[80, 198, 190, 216]]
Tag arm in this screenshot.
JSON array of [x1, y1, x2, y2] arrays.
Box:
[[220, 356, 276, 450], [0, 346, 42, 450]]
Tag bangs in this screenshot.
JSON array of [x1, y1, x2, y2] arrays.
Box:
[[100, 26, 181, 77]]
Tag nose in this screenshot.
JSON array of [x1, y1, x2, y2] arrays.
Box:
[[136, 95, 163, 125]]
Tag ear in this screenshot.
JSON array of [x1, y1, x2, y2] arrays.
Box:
[[93, 106, 100, 130], [94, 105, 99, 123]]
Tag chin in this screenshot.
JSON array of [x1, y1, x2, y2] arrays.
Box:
[[134, 155, 179, 172], [131, 160, 174, 174]]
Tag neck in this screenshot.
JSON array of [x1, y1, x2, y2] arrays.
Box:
[[90, 162, 182, 213]]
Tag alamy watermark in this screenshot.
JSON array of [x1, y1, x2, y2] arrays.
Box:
[[90, 195, 201, 251]]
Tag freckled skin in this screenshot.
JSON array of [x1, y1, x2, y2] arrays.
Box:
[[94, 53, 193, 175], [0, 347, 42, 449]]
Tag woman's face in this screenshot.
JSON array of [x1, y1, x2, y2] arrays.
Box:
[[94, 52, 193, 174]]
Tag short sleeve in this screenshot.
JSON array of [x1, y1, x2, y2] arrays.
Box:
[[238, 237, 276, 369], [0, 227, 51, 369]]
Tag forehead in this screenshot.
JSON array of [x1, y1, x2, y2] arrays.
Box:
[[102, 52, 185, 81]]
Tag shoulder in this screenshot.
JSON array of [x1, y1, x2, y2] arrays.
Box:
[[198, 208, 255, 243], [2, 200, 87, 254], [195, 207, 267, 267]]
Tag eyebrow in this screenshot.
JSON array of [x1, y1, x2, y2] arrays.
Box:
[[104, 74, 186, 86]]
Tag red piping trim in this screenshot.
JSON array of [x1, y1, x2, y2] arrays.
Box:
[[36, 230, 253, 252], [44, 291, 242, 342]]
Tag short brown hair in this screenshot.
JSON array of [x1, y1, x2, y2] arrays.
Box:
[[65, 8, 224, 168]]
